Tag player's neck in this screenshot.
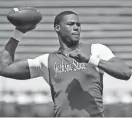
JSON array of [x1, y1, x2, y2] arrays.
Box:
[[60, 41, 79, 50], [58, 42, 81, 55]]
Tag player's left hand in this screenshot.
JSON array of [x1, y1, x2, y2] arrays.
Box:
[[69, 50, 90, 63]]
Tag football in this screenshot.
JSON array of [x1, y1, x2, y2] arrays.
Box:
[[7, 6, 42, 29]]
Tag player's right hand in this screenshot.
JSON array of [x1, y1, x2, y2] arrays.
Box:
[[16, 25, 37, 33]]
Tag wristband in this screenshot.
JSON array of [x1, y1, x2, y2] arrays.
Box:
[[11, 29, 24, 41], [89, 55, 100, 67]]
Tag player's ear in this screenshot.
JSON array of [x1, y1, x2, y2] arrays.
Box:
[[55, 25, 60, 32]]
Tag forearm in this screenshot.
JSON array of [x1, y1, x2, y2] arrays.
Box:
[[0, 38, 18, 69], [0, 30, 31, 79], [98, 59, 131, 80], [0, 29, 23, 71]]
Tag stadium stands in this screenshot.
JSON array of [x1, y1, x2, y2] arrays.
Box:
[[0, 0, 132, 117], [0, 0, 131, 66]]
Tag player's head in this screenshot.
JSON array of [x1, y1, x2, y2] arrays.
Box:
[[54, 11, 81, 47]]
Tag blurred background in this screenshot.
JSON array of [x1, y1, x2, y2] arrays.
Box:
[[1, 0, 132, 117]]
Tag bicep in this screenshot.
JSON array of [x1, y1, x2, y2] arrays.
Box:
[[0, 60, 31, 79], [0, 54, 49, 80]]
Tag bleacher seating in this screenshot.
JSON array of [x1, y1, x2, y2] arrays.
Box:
[[0, 0, 131, 66], [0, 0, 132, 116]]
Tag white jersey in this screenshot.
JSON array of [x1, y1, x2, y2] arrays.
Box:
[[28, 44, 115, 83]]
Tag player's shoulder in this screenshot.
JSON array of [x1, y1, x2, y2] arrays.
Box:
[[91, 43, 108, 49], [36, 53, 50, 62], [90, 43, 113, 55], [91, 43, 111, 51], [35, 53, 50, 68], [39, 53, 49, 58]]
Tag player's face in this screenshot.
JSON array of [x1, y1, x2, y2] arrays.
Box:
[[59, 14, 81, 46]]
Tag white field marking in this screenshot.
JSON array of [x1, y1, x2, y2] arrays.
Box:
[[13, 8, 19, 12]]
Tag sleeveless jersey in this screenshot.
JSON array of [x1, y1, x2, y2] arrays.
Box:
[[48, 44, 104, 117], [28, 43, 115, 117]]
